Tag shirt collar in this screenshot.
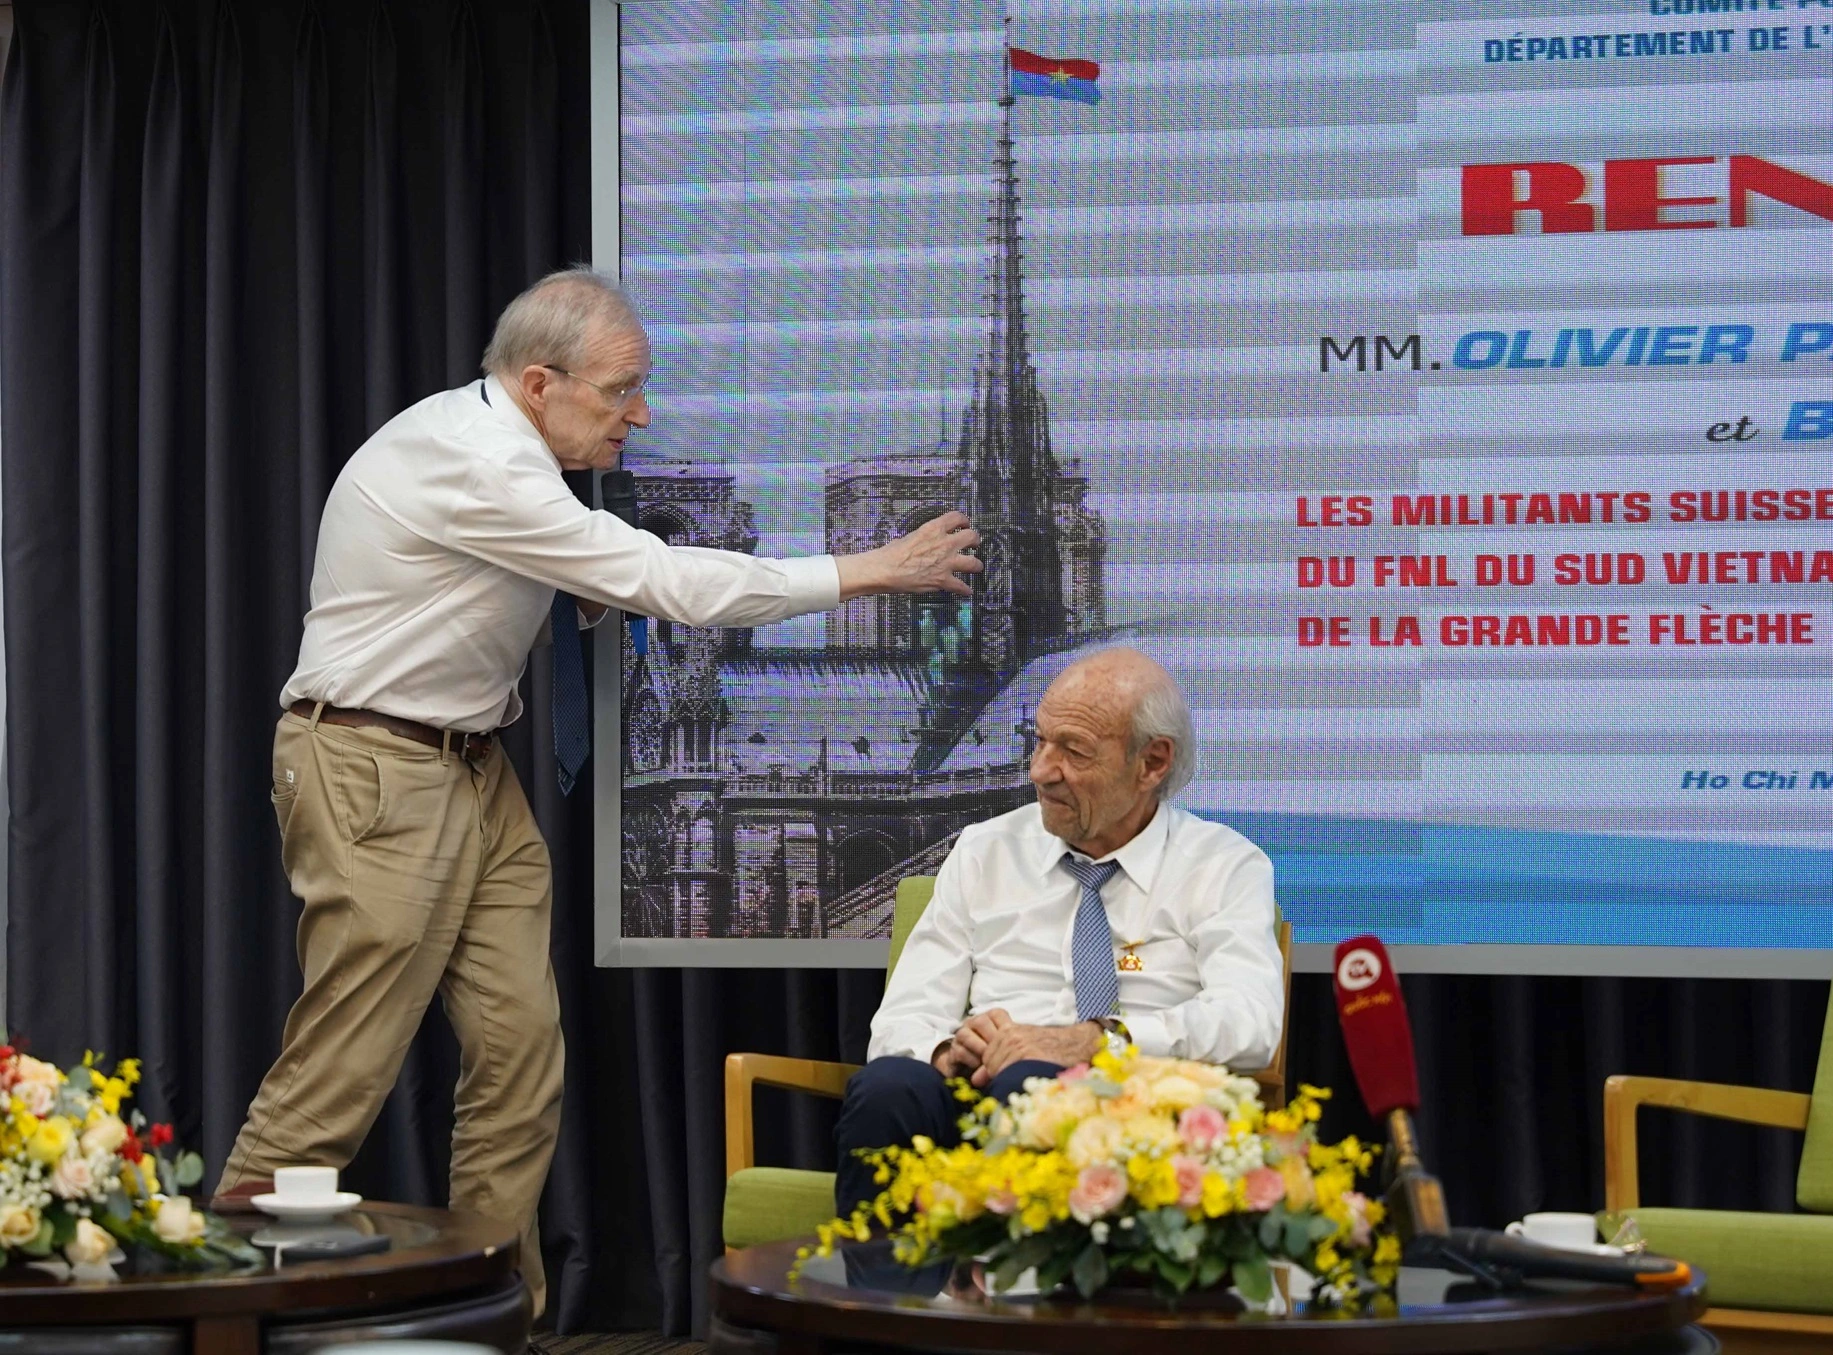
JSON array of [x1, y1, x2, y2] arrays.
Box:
[[1040, 799, 1170, 895], [481, 373, 545, 446]]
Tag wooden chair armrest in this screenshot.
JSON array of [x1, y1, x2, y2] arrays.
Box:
[[1603, 1074, 1812, 1211], [724, 1053, 863, 1179]]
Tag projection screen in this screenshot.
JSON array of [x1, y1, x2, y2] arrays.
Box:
[[589, 0, 1833, 975]]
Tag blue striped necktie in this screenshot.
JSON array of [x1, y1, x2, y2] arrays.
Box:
[[1061, 854, 1121, 1020], [550, 592, 590, 794]]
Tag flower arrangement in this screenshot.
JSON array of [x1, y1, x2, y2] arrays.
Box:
[[810, 1046, 1400, 1308], [1, 1037, 258, 1274]]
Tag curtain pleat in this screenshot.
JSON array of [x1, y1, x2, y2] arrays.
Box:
[[3, 1, 1829, 1341], [292, 3, 331, 605], [75, 8, 122, 1043], [132, 5, 190, 1134]]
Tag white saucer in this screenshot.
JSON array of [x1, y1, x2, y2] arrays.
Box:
[[249, 1190, 363, 1222], [1532, 1240, 1626, 1257]]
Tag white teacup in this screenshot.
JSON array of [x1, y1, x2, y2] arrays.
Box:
[[271, 1165, 340, 1202], [1506, 1211, 1597, 1250]]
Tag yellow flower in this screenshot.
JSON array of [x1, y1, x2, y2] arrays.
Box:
[[1315, 1243, 1340, 1272], [1127, 1154, 1181, 1210], [1146, 1075, 1204, 1112], [26, 1116, 72, 1165], [0, 1204, 41, 1248], [1119, 1113, 1180, 1155], [1373, 1234, 1402, 1265], [1199, 1171, 1235, 1218], [1278, 1156, 1316, 1211], [1065, 1115, 1124, 1168]]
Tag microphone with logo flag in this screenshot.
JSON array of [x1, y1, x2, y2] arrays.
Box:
[[1332, 936, 1694, 1293], [1331, 937, 1449, 1249]]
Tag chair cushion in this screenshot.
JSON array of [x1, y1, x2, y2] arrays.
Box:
[[723, 1167, 838, 1249], [886, 876, 935, 983], [1619, 1207, 1833, 1314], [1797, 991, 1833, 1211]]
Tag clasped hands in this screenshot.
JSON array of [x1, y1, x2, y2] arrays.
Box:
[[932, 1008, 1104, 1087]]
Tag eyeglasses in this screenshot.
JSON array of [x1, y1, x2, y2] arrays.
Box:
[[543, 364, 650, 408]]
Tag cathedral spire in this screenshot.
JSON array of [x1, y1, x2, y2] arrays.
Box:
[[955, 36, 1066, 675]]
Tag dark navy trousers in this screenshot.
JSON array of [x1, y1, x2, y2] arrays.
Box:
[[833, 1056, 1064, 1215]]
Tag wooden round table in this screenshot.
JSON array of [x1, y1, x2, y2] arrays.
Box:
[[711, 1238, 1713, 1355], [0, 1201, 527, 1354]]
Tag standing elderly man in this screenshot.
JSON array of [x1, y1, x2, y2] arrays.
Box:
[[215, 268, 981, 1313], [833, 648, 1283, 1214]]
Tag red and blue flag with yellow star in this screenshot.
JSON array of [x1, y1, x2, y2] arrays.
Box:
[[1009, 46, 1100, 105]]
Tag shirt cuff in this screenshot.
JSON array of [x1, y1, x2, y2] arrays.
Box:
[[780, 554, 841, 613], [870, 1019, 957, 1066], [1120, 1010, 1176, 1059]]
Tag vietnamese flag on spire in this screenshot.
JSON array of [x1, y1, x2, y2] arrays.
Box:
[[1009, 46, 1101, 105]]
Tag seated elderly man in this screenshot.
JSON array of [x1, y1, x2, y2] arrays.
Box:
[[834, 647, 1284, 1214]]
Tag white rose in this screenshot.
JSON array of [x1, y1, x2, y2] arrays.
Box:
[[13, 1054, 61, 1086], [152, 1196, 207, 1244], [50, 1154, 96, 1200], [0, 1203, 41, 1248], [80, 1114, 127, 1157], [16, 1079, 56, 1118], [64, 1217, 113, 1265]]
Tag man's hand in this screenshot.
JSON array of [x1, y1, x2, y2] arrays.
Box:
[[836, 511, 983, 601], [972, 1021, 1104, 1088], [932, 1008, 1012, 1077]]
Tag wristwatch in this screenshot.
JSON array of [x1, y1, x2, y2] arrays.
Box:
[[1091, 1015, 1132, 1058]]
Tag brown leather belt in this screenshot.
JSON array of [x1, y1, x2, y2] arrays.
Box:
[[288, 700, 496, 761]]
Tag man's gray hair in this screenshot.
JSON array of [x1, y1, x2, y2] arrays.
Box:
[[1127, 670, 1197, 800], [481, 267, 641, 378]]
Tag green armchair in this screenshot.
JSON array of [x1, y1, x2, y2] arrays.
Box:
[[722, 876, 1294, 1249], [1602, 984, 1833, 1342]]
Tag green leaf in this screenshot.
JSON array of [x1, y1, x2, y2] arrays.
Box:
[[48, 1208, 76, 1248], [1283, 1215, 1311, 1257], [1071, 1242, 1109, 1298], [1307, 1213, 1338, 1242], [1157, 1257, 1194, 1291], [104, 1190, 133, 1221], [1197, 1253, 1230, 1289], [20, 1219, 54, 1257], [1257, 1206, 1284, 1251], [174, 1151, 204, 1189], [1232, 1255, 1272, 1303], [1035, 1251, 1075, 1295], [990, 1234, 1056, 1292]]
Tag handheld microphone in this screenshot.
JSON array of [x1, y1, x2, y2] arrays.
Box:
[[1331, 936, 1693, 1293], [1331, 936, 1449, 1244], [1409, 1228, 1692, 1292], [599, 470, 647, 657]]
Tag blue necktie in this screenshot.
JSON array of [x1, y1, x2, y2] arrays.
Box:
[[1061, 855, 1121, 1020], [550, 591, 590, 794]]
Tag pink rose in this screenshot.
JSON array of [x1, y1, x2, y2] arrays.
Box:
[[1177, 1103, 1226, 1153], [1068, 1163, 1129, 1223], [986, 1189, 1018, 1216], [1243, 1166, 1285, 1213], [1173, 1155, 1206, 1209], [1344, 1191, 1373, 1248], [1058, 1064, 1091, 1082]]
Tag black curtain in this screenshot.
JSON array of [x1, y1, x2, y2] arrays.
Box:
[[2, 0, 1827, 1339]]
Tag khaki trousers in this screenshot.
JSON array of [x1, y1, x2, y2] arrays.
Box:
[[219, 711, 564, 1315]]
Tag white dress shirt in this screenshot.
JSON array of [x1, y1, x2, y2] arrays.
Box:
[[282, 375, 840, 730], [869, 801, 1284, 1069]]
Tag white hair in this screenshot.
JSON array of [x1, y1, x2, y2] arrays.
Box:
[[1127, 668, 1197, 801], [481, 267, 641, 378]]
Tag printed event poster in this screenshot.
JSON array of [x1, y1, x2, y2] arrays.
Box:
[[604, 0, 1833, 962]]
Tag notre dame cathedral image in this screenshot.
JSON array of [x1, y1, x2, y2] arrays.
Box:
[[618, 95, 1107, 941]]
